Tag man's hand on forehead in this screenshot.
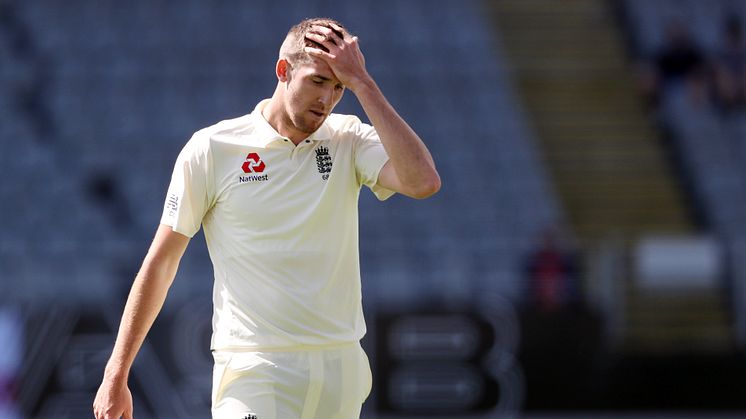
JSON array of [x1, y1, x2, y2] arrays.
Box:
[[304, 22, 370, 92]]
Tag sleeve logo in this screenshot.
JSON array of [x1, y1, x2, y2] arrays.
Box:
[[166, 193, 179, 217]]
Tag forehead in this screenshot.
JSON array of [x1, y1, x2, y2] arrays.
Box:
[[294, 57, 339, 82]]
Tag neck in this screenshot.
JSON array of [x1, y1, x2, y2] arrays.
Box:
[[262, 91, 310, 145]]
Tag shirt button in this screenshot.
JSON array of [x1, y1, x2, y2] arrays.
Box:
[[305, 140, 311, 143], [283, 139, 289, 142]]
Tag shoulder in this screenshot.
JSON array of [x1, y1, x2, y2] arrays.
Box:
[[183, 113, 256, 153], [325, 113, 362, 130], [324, 113, 375, 139], [193, 114, 254, 145]]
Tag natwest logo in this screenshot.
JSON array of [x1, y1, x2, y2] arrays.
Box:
[[242, 152, 266, 173]]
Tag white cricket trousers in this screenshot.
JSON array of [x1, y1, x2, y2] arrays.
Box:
[[211, 342, 372, 419]]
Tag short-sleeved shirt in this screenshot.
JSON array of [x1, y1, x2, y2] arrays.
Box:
[[161, 99, 393, 350]]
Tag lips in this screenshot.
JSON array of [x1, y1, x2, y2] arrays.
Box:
[[309, 109, 325, 118]]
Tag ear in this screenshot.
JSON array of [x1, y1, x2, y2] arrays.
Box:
[[276, 59, 291, 82]]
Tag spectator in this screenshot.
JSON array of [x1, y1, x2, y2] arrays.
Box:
[[639, 20, 707, 108], [713, 15, 746, 113], [524, 227, 580, 312]]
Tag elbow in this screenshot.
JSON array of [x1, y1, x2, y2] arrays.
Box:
[[409, 173, 441, 199]]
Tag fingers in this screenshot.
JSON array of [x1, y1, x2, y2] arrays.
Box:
[[306, 32, 332, 48], [93, 410, 120, 419], [305, 25, 360, 58], [304, 45, 335, 60], [92, 390, 132, 419], [93, 408, 123, 419], [304, 31, 340, 59], [305, 31, 338, 54], [311, 23, 346, 42], [327, 22, 346, 39], [307, 24, 350, 48]]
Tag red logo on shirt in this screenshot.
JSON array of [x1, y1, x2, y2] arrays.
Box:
[[241, 153, 266, 173]]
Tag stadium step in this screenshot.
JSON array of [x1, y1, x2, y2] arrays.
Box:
[[623, 290, 734, 355], [488, 0, 733, 356], [487, 0, 690, 237]]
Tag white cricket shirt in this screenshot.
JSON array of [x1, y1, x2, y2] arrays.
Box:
[[161, 100, 393, 350]]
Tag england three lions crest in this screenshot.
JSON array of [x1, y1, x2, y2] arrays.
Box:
[[315, 146, 332, 180]]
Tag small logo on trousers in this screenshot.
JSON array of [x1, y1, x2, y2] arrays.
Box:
[[242, 415, 258, 419]]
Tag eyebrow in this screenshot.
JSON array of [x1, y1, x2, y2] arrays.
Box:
[[313, 74, 332, 82], [312, 74, 343, 86]]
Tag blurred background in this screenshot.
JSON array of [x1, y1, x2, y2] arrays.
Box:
[[2, 0, 746, 417]]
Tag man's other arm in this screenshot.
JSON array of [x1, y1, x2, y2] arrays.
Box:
[[93, 224, 190, 419]]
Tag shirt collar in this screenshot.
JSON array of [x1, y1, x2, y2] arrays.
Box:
[[248, 99, 332, 147]]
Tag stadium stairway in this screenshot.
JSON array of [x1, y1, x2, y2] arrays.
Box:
[[486, 0, 732, 355]]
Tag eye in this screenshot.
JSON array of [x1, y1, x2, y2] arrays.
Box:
[[335, 84, 345, 91], [312, 78, 324, 85]]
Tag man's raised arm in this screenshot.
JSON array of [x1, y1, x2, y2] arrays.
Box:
[[304, 23, 441, 199]]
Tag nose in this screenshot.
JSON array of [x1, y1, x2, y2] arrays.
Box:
[[318, 86, 334, 107]]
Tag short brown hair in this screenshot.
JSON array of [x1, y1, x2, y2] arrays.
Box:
[[279, 18, 350, 65]]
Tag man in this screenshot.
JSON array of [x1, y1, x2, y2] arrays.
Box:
[[93, 17, 439, 419]]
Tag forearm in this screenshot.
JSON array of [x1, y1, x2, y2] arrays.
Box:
[[352, 77, 440, 196], [104, 251, 179, 380]]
